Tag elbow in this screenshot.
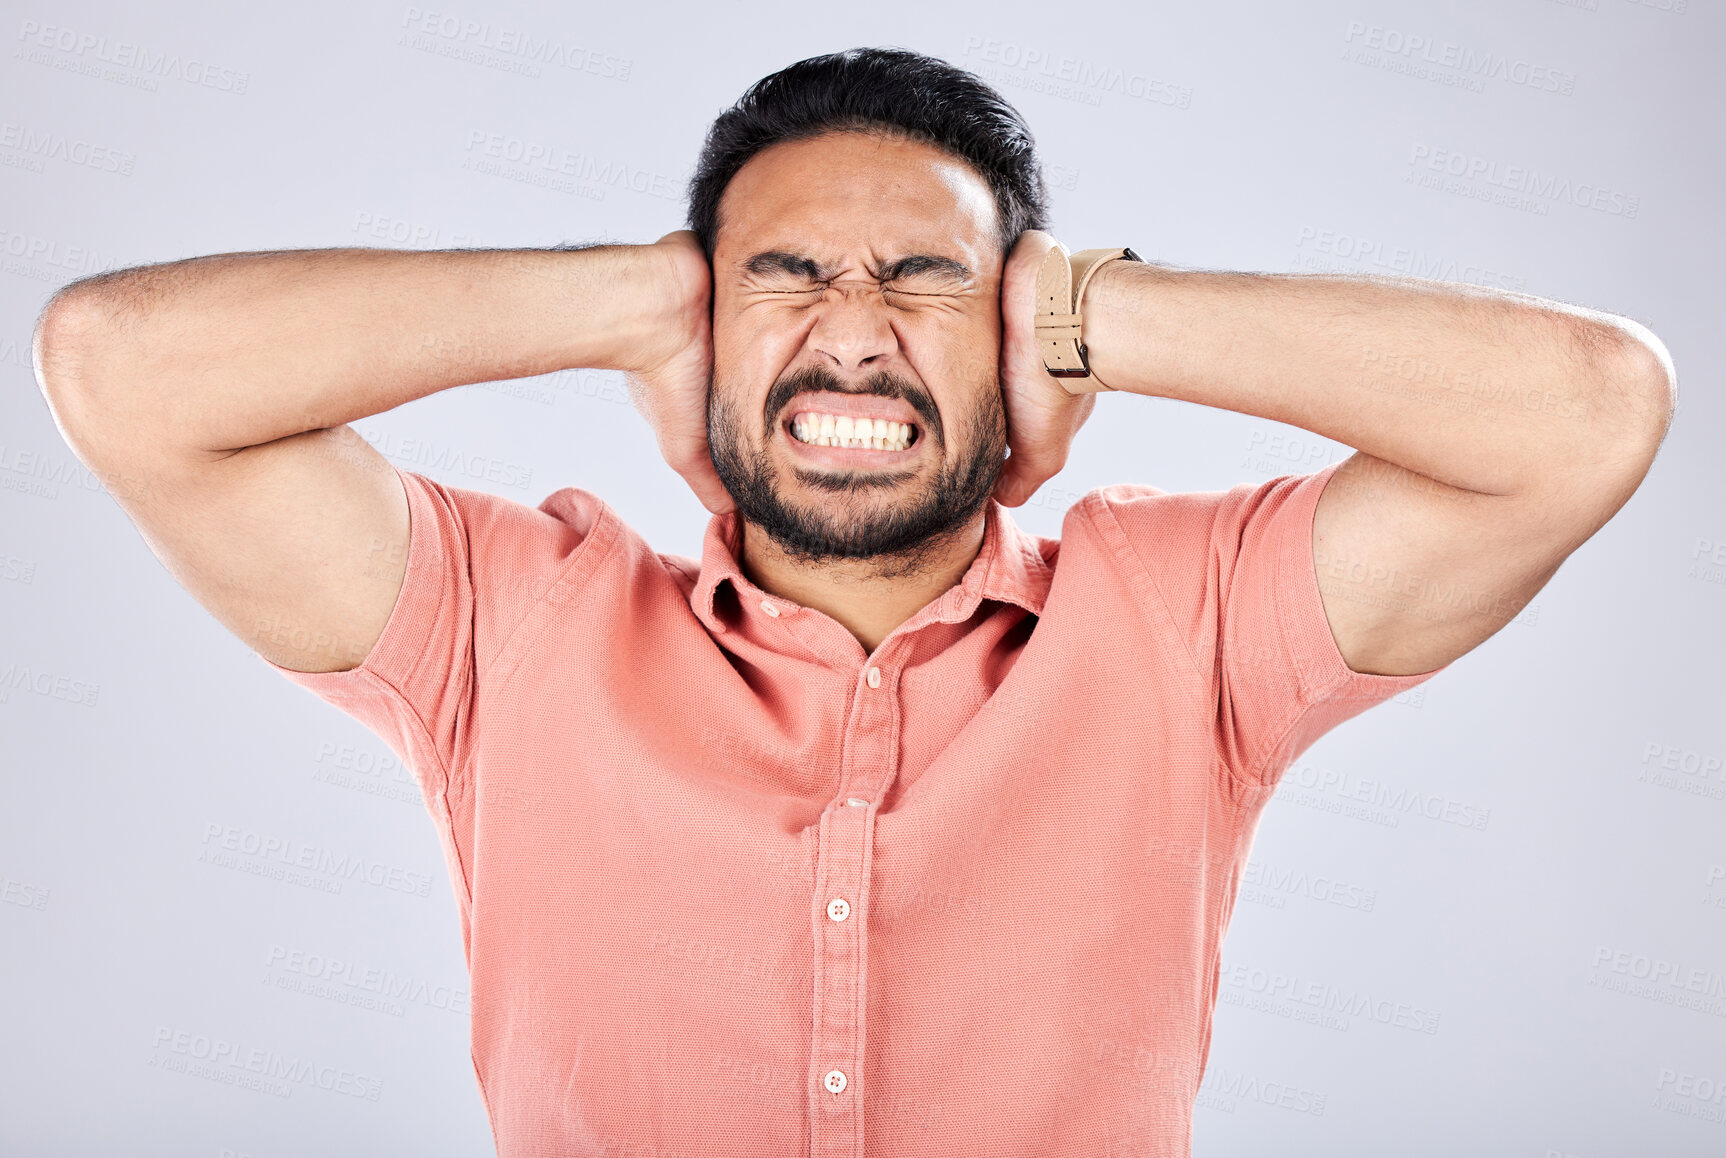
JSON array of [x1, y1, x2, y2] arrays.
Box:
[[1546, 318, 1675, 522], [32, 287, 129, 465], [1508, 312, 1673, 525], [34, 288, 97, 412], [1592, 317, 1677, 451], [33, 284, 105, 407]]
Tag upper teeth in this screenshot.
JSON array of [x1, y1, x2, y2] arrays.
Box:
[[791, 413, 914, 451]]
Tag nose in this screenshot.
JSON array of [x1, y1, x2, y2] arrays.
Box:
[[807, 280, 898, 374]]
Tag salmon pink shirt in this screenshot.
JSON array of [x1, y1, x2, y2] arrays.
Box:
[[266, 459, 1444, 1157]]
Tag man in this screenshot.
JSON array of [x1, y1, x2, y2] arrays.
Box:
[[33, 46, 1672, 1158]]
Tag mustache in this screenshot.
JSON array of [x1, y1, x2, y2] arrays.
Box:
[[762, 364, 943, 447]]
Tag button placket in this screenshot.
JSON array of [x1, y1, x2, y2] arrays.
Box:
[[810, 796, 868, 1147], [808, 650, 899, 1156]]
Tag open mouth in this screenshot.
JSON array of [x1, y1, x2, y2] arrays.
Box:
[[788, 410, 918, 452]]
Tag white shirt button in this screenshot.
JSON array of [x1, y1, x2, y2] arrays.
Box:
[[827, 897, 850, 922], [824, 1069, 848, 1094], [760, 600, 780, 618], [865, 666, 881, 689], [845, 797, 869, 807]]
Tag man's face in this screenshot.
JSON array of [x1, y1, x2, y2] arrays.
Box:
[[708, 129, 1007, 570]]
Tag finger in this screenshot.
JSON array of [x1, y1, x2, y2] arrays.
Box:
[[1007, 229, 1060, 264]]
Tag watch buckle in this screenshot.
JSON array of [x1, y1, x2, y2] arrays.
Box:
[[1046, 345, 1092, 378]]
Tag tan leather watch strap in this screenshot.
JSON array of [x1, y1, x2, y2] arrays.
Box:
[[1033, 245, 1142, 393]]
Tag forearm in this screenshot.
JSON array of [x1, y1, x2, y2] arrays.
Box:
[[1082, 261, 1675, 500], [34, 244, 663, 461]]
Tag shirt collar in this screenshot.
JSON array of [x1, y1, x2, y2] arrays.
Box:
[[690, 499, 1053, 636]]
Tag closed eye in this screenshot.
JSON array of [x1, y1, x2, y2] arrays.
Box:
[[741, 251, 974, 298], [878, 255, 971, 296]]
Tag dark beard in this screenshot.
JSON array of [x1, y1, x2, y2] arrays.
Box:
[[708, 363, 1006, 576]]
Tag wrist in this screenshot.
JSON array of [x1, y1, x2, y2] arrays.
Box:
[[1034, 246, 1145, 392], [557, 242, 704, 376], [1080, 258, 1158, 393], [639, 238, 711, 374]]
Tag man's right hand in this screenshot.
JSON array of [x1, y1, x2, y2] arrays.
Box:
[[624, 230, 733, 515], [32, 233, 732, 674]]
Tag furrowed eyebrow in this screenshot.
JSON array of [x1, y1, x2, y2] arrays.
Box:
[[876, 254, 973, 282], [743, 251, 826, 279], [740, 251, 974, 283]]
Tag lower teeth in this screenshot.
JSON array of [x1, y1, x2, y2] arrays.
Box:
[[796, 433, 908, 450]]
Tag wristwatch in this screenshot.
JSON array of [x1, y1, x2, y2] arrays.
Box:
[[1033, 245, 1142, 392]]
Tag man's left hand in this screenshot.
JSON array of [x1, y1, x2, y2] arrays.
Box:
[[992, 230, 1099, 508]]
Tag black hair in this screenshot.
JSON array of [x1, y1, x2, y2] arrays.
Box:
[[686, 47, 1049, 260]]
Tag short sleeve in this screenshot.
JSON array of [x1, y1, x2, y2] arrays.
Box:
[[1094, 460, 1449, 791], [258, 465, 600, 806]]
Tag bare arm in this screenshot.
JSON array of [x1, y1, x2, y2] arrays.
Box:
[[1079, 261, 1676, 675], [32, 236, 713, 673]]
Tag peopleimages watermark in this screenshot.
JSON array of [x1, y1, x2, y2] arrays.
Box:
[[0, 226, 123, 282], [199, 822, 435, 898], [356, 423, 535, 490], [1274, 758, 1491, 831], [1240, 858, 1377, 913], [1363, 345, 1590, 423], [0, 661, 99, 707], [1342, 22, 1577, 95], [148, 1026, 382, 1101], [1589, 945, 1726, 1018], [0, 120, 134, 175], [1691, 537, 1726, 587], [0, 439, 117, 502], [960, 35, 1192, 109], [1293, 225, 1527, 292], [1219, 961, 1442, 1034], [1197, 1063, 1328, 1117], [1405, 144, 1639, 218], [460, 130, 685, 204], [351, 209, 488, 249], [1635, 739, 1726, 802], [15, 19, 251, 94], [399, 7, 631, 79], [1653, 1070, 1726, 1126], [263, 943, 468, 1017], [311, 740, 423, 807], [2, 872, 50, 911]]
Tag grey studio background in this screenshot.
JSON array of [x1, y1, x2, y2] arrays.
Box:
[[1, 0, 1722, 1155]]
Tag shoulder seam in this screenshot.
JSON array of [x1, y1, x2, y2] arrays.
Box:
[[1233, 472, 1351, 788], [1081, 488, 1210, 696], [348, 666, 474, 907], [474, 491, 610, 673], [382, 467, 461, 803], [485, 497, 626, 695]]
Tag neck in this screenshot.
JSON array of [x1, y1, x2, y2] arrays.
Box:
[[738, 511, 989, 654]]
